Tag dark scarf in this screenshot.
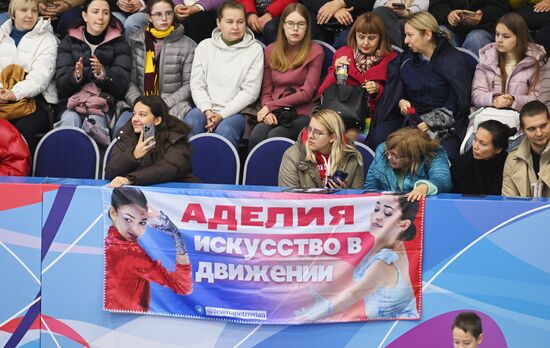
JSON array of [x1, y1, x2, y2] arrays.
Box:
[[143, 25, 175, 96]]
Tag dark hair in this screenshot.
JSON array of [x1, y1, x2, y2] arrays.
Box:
[[347, 12, 392, 56], [217, 0, 245, 19], [75, 0, 117, 30], [145, 0, 174, 15], [452, 312, 483, 339], [477, 120, 516, 150], [132, 95, 191, 167], [397, 196, 419, 241], [496, 13, 536, 94], [519, 100, 550, 129], [111, 187, 147, 211]]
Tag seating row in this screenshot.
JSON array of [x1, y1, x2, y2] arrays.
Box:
[[32, 127, 375, 186]]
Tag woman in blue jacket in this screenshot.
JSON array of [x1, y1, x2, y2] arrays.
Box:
[[364, 127, 452, 201]]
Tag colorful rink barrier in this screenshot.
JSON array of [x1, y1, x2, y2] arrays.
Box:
[[1, 182, 550, 347]]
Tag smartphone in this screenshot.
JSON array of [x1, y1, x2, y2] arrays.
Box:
[[392, 2, 406, 10], [46, 0, 56, 8], [331, 170, 349, 184], [143, 124, 155, 141], [461, 10, 475, 17]]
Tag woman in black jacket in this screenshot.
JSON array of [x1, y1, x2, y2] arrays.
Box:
[[106, 95, 195, 187], [367, 11, 475, 160], [451, 120, 515, 195], [54, 0, 131, 146]]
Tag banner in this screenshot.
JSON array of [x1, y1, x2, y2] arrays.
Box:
[[102, 187, 424, 324]]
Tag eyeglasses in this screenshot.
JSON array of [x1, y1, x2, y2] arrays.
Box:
[[385, 150, 404, 161], [284, 21, 307, 30], [306, 126, 330, 139], [151, 11, 174, 19]]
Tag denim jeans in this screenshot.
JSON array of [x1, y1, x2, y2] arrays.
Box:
[[440, 25, 493, 56], [184, 108, 245, 148]]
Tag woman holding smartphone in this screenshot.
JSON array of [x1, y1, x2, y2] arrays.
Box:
[[106, 95, 195, 187], [278, 109, 364, 189]]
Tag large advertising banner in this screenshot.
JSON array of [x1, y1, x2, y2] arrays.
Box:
[[102, 187, 424, 324]]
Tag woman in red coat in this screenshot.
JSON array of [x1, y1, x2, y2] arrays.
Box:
[[104, 186, 192, 312], [319, 12, 397, 141], [0, 119, 30, 176]]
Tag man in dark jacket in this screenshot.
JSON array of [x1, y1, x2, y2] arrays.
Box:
[[429, 0, 508, 56]]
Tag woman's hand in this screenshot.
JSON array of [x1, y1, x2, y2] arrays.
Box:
[[362, 80, 379, 95], [133, 129, 155, 159], [392, 7, 410, 17], [0, 89, 16, 102], [417, 122, 429, 132], [247, 13, 261, 32], [90, 55, 105, 79], [74, 57, 84, 80], [492, 94, 514, 108], [334, 55, 350, 69], [334, 7, 354, 26], [327, 178, 348, 189], [263, 113, 278, 126], [399, 99, 412, 115], [174, 4, 199, 20], [256, 105, 269, 122], [118, 0, 141, 13], [447, 9, 462, 26], [407, 183, 428, 202], [108, 176, 131, 187], [317, 0, 344, 24], [534, 0, 550, 12], [294, 287, 332, 321], [257, 13, 273, 31]]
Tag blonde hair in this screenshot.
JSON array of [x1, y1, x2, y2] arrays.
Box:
[[9, 0, 37, 18], [385, 128, 440, 174], [404, 11, 450, 43], [305, 109, 363, 176], [270, 3, 312, 72]]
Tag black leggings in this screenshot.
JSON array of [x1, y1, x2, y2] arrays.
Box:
[[248, 116, 310, 151], [11, 105, 51, 155], [517, 5, 550, 57]]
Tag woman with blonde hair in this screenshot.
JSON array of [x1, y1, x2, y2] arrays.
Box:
[[364, 127, 452, 201], [278, 109, 364, 189], [0, 0, 58, 153], [368, 11, 475, 160], [249, 2, 324, 150]]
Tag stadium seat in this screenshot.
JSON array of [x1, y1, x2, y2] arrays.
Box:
[[33, 126, 100, 179], [243, 137, 294, 186], [189, 133, 240, 185], [101, 138, 118, 180], [354, 141, 376, 178], [456, 47, 479, 68], [314, 39, 336, 81]]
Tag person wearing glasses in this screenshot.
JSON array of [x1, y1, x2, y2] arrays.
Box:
[[364, 127, 452, 201], [112, 0, 196, 135], [278, 109, 364, 188], [248, 3, 323, 151], [186, 0, 263, 148]]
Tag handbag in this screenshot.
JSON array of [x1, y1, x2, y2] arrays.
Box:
[[321, 84, 369, 130], [0, 64, 36, 120]]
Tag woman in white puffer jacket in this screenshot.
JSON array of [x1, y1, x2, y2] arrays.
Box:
[[0, 0, 58, 153]]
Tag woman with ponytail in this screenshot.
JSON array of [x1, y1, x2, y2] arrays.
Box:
[[113, 0, 196, 134]]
